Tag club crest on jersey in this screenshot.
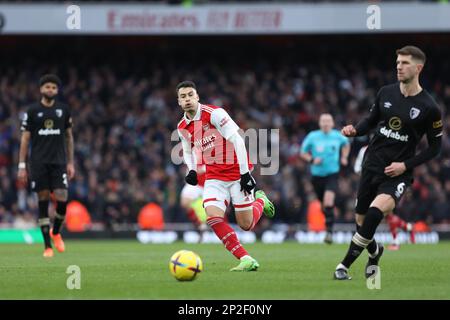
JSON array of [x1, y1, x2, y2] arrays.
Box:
[[410, 107, 420, 119], [384, 102, 392, 108], [56, 109, 63, 118], [202, 123, 210, 131]]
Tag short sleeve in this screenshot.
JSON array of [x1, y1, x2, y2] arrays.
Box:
[[340, 132, 350, 146], [210, 108, 240, 140], [20, 109, 32, 132]]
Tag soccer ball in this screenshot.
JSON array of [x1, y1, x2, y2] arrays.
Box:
[[169, 250, 203, 281]]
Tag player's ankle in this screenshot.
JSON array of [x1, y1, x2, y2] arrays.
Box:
[[336, 263, 348, 271]]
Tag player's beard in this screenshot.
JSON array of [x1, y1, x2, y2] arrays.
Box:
[[42, 93, 56, 103]]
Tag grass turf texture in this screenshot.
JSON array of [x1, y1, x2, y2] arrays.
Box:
[[0, 240, 449, 299]]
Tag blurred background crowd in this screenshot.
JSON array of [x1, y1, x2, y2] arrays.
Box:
[[0, 35, 449, 229]]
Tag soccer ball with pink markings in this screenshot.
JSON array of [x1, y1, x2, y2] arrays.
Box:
[[169, 250, 203, 281]]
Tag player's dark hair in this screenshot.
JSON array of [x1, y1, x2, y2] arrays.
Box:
[[176, 81, 196, 95], [39, 74, 62, 87], [396, 46, 426, 64]]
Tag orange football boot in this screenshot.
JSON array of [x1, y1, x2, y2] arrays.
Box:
[[43, 248, 54, 258], [50, 229, 65, 253]]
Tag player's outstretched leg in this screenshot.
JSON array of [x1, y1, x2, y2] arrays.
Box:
[[334, 206, 385, 280], [206, 212, 259, 272]]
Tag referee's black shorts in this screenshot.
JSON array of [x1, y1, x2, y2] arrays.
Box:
[[355, 168, 413, 215], [311, 173, 339, 202], [30, 162, 68, 192]]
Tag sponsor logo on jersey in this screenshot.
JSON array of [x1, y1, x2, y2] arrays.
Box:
[[56, 109, 63, 118], [40, 120, 60, 135], [384, 102, 392, 108], [44, 119, 54, 129], [433, 120, 443, 128], [38, 128, 61, 136], [219, 117, 229, 127], [388, 117, 402, 130], [410, 107, 420, 119], [193, 134, 217, 151], [38, 112, 43, 118], [379, 127, 408, 142]]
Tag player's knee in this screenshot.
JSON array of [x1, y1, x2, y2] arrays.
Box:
[[205, 205, 225, 218], [53, 189, 68, 201], [180, 198, 192, 210], [37, 190, 50, 201], [323, 192, 335, 207], [370, 194, 395, 215]]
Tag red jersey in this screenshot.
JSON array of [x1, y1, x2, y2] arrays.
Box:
[[178, 104, 252, 182]]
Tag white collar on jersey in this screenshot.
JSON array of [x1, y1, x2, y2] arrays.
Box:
[[183, 102, 203, 124]]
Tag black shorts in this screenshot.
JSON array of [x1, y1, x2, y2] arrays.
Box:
[[355, 169, 413, 215], [30, 163, 68, 192], [311, 173, 339, 202]]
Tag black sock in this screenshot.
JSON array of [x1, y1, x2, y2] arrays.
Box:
[[38, 200, 52, 249], [341, 207, 384, 267], [358, 207, 384, 240], [357, 222, 378, 256], [341, 232, 371, 268], [53, 201, 67, 234], [324, 207, 334, 233]]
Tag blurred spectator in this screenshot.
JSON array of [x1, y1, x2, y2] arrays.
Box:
[[0, 36, 449, 228]]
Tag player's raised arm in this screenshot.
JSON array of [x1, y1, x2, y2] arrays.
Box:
[[178, 128, 198, 185], [210, 108, 255, 194], [403, 106, 443, 170]]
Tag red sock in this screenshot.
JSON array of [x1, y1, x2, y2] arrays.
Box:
[[248, 198, 265, 231], [206, 216, 248, 259], [392, 229, 397, 240], [397, 218, 407, 231], [186, 208, 201, 227], [410, 229, 416, 244]]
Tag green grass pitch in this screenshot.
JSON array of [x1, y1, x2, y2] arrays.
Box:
[[0, 240, 449, 299]]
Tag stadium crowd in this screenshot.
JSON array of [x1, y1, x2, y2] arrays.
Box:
[[0, 37, 449, 229]]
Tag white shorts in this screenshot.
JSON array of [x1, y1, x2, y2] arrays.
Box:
[[203, 179, 255, 212], [181, 184, 204, 200]]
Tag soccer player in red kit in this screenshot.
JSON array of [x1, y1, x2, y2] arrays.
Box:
[[176, 81, 275, 271]]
